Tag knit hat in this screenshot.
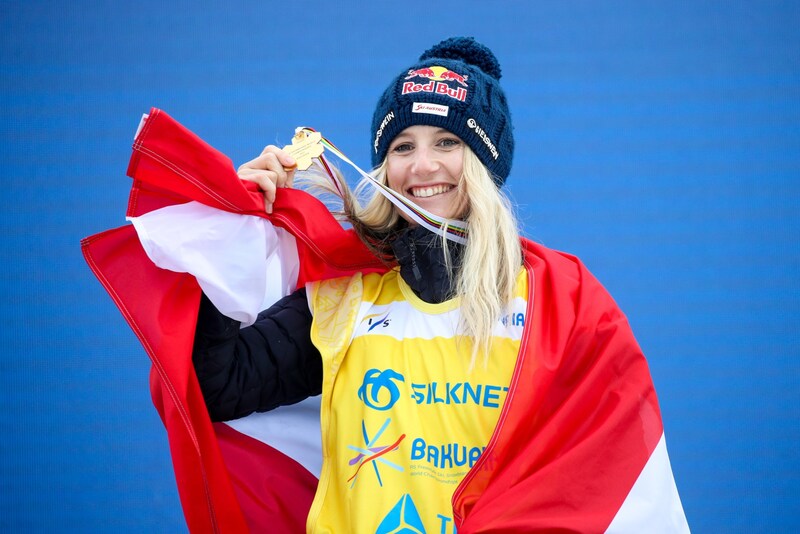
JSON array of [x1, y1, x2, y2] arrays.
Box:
[[370, 37, 514, 186]]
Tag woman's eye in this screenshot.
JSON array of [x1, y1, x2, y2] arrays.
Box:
[[392, 143, 413, 153], [439, 138, 461, 148]]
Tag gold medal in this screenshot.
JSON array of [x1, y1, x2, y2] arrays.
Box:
[[282, 129, 324, 171]]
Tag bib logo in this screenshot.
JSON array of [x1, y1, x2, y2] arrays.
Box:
[[348, 418, 405, 487], [364, 312, 391, 332], [410, 381, 508, 408], [411, 438, 484, 469], [501, 312, 525, 327], [358, 368, 405, 411], [402, 65, 469, 102], [375, 494, 426, 534]]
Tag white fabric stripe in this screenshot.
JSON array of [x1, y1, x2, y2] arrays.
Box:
[[605, 433, 690, 533], [128, 201, 299, 325], [224, 397, 323, 478], [130, 202, 319, 477], [345, 297, 529, 342]]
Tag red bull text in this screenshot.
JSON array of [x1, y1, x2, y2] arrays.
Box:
[[401, 80, 467, 102], [402, 66, 470, 102]]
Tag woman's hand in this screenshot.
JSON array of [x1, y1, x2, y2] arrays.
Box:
[[238, 145, 297, 214]]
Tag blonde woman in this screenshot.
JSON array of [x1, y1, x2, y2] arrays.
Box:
[[191, 37, 689, 533]]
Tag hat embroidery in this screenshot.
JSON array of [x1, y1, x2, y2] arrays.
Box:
[[401, 65, 468, 102], [373, 111, 395, 154], [411, 102, 449, 117]]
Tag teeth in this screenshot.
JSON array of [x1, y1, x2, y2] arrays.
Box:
[[411, 185, 453, 198]]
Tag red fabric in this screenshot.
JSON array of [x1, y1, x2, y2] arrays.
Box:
[[83, 109, 384, 533], [83, 109, 664, 533], [214, 422, 317, 534], [82, 225, 249, 533], [125, 108, 386, 283], [452, 241, 663, 533]]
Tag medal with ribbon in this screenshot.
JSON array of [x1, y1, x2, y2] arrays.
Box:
[[283, 128, 468, 244]]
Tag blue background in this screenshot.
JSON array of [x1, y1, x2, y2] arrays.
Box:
[[1, 1, 798, 532]]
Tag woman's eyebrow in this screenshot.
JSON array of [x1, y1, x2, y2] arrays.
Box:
[[390, 135, 413, 145]]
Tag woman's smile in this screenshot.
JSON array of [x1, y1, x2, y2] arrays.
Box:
[[387, 125, 468, 221], [409, 183, 456, 198]]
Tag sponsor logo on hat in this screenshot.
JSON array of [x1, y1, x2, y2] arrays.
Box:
[[402, 65, 468, 102], [404, 66, 469, 86], [467, 118, 499, 160], [374, 110, 395, 153], [411, 102, 449, 117]]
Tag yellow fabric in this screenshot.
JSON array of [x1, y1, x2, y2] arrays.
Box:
[[307, 268, 528, 534]]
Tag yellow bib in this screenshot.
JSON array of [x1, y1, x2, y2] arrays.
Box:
[[307, 268, 528, 533]]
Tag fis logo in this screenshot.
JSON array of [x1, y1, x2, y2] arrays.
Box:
[[363, 312, 391, 332]]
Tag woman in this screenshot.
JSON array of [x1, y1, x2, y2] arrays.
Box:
[[191, 37, 688, 533]]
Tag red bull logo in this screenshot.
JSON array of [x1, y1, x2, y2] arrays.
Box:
[[401, 65, 469, 102], [405, 67, 436, 80], [438, 69, 468, 86]]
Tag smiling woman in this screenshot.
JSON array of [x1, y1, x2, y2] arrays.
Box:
[[386, 126, 468, 221], [135, 36, 691, 532]]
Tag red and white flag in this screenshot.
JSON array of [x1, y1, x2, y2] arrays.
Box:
[[83, 109, 688, 533]]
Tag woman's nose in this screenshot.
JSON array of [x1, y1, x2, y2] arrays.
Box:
[[411, 148, 438, 175]]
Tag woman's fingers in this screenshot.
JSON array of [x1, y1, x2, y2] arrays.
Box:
[[237, 145, 298, 213], [238, 169, 278, 212], [238, 168, 279, 194], [259, 146, 297, 188], [265, 146, 298, 183]]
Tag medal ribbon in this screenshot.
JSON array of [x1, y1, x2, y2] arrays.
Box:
[[295, 128, 468, 244]]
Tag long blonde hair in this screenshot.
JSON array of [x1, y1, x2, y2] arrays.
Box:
[[298, 145, 521, 363]]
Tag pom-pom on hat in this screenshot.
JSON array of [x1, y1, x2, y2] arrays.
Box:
[[370, 37, 514, 186]]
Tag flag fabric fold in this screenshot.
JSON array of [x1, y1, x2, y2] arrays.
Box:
[[83, 108, 384, 533], [128, 200, 301, 326], [82, 108, 688, 533]]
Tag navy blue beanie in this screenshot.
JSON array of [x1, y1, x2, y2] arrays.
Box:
[[370, 37, 514, 186]]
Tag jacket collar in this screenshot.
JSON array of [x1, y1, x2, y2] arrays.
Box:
[[391, 225, 465, 304]]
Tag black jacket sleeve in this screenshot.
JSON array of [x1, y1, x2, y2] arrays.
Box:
[[192, 288, 322, 422]]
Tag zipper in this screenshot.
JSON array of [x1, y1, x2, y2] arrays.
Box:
[[408, 236, 423, 282]]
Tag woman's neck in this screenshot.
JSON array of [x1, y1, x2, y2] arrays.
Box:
[[390, 225, 465, 304]]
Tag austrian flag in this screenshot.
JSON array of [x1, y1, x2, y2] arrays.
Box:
[[82, 109, 689, 533]]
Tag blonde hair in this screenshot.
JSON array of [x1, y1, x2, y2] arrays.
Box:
[[297, 146, 522, 364]]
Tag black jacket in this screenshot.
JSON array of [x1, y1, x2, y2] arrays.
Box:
[[192, 226, 464, 422]]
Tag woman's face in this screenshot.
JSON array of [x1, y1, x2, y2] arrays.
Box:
[[386, 125, 468, 222]]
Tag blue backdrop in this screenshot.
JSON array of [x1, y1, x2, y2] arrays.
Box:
[[1, 1, 798, 532]]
